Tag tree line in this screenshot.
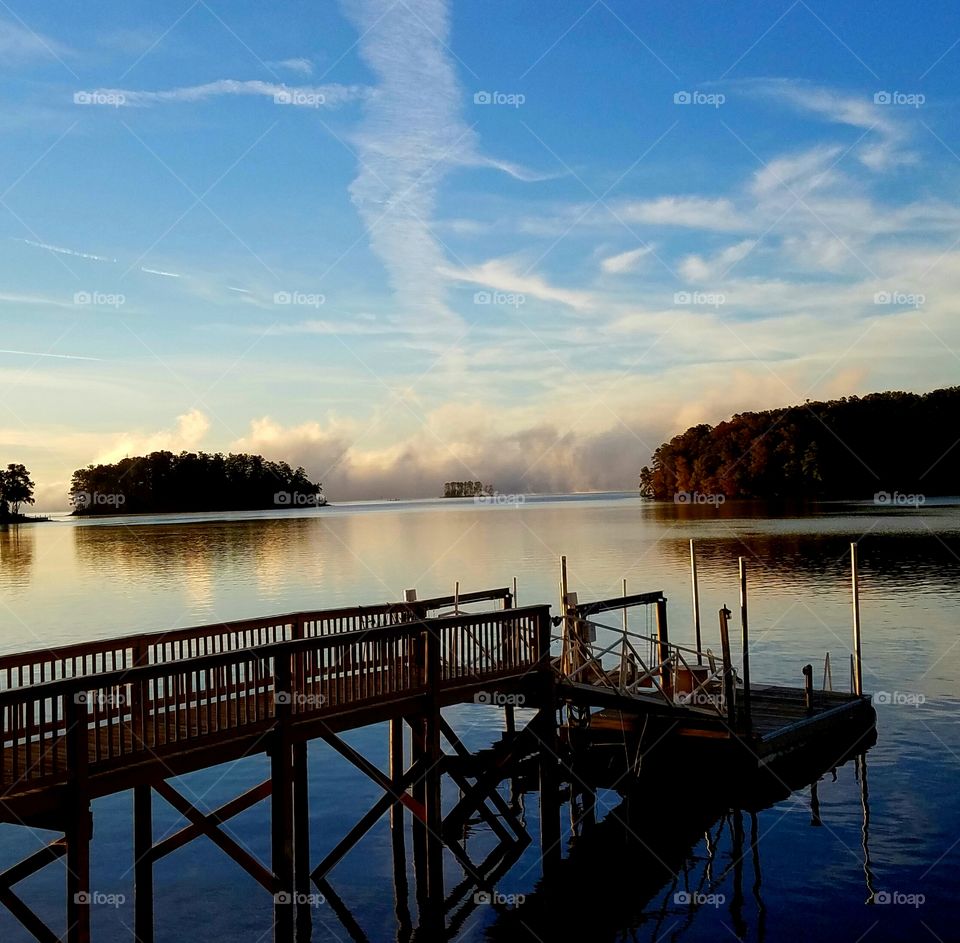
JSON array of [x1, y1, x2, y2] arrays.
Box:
[[640, 387, 960, 500], [70, 451, 325, 515]]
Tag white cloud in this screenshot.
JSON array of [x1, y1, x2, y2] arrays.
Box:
[[679, 239, 757, 282], [441, 257, 595, 311], [600, 245, 654, 274], [16, 238, 116, 262], [96, 409, 211, 464], [267, 57, 313, 76], [617, 196, 747, 231], [80, 79, 366, 108]]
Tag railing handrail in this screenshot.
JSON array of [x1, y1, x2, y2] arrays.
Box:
[[0, 605, 548, 709], [0, 587, 515, 678]]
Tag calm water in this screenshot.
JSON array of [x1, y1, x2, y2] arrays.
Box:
[[1, 494, 959, 942]]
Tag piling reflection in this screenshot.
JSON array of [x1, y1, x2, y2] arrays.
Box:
[[310, 730, 874, 943]]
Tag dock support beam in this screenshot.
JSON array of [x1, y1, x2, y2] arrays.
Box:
[[272, 657, 295, 943], [536, 609, 561, 878], [66, 695, 91, 943], [423, 624, 445, 931], [293, 742, 311, 942], [134, 785, 154, 943]]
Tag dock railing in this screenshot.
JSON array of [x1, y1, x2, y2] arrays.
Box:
[[0, 604, 548, 797], [0, 588, 515, 693]]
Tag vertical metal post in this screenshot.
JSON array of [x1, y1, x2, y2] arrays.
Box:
[[690, 539, 703, 665], [134, 785, 154, 943], [559, 555, 570, 675], [851, 543, 863, 696], [655, 597, 672, 700], [738, 558, 751, 732]]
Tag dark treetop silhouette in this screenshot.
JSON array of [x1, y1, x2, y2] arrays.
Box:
[[69, 450, 325, 515], [0, 463, 37, 522], [640, 386, 960, 500]]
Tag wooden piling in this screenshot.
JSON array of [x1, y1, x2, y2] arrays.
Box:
[[272, 656, 294, 943], [536, 609, 561, 878], [66, 695, 91, 943], [134, 785, 154, 943], [803, 664, 814, 712], [293, 742, 311, 943]]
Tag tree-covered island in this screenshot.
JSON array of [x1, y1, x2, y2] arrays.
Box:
[[70, 451, 325, 515]]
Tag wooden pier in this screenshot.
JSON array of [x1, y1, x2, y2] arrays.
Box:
[[0, 572, 875, 943]]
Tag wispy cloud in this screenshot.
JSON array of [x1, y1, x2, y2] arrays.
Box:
[[743, 79, 916, 171], [76, 79, 367, 108], [442, 257, 595, 311], [15, 237, 116, 262], [617, 196, 748, 231], [0, 18, 70, 62], [0, 348, 99, 361], [600, 245, 654, 274], [267, 57, 313, 76]]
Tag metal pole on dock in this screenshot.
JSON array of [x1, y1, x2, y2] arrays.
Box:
[[851, 543, 863, 696], [738, 558, 751, 731], [690, 539, 703, 665], [559, 555, 570, 675]]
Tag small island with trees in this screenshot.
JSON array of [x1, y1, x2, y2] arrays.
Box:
[[0, 463, 44, 523], [443, 481, 494, 498], [70, 451, 326, 516], [640, 386, 960, 500]]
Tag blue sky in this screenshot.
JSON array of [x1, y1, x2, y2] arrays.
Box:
[[3, 0, 960, 506]]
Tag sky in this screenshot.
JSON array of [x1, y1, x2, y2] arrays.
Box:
[[2, 0, 960, 508]]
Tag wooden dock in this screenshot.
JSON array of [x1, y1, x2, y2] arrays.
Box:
[[0, 578, 875, 943]]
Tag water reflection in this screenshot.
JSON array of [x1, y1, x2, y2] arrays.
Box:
[[0, 525, 34, 588]]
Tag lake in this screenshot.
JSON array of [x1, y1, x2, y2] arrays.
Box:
[[1, 493, 958, 942]]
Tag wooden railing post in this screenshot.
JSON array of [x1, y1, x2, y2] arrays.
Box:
[[536, 609, 561, 878], [718, 607, 736, 727]]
